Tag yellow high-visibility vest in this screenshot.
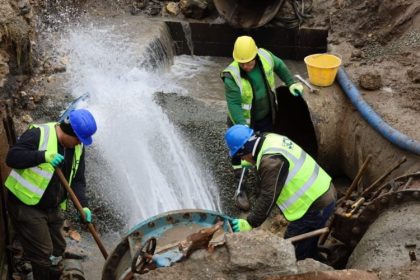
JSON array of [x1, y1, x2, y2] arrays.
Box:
[[256, 134, 331, 221], [222, 48, 276, 125], [5, 123, 82, 209]]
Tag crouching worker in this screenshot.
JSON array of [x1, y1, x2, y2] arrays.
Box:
[[4, 109, 97, 280], [224, 125, 336, 261]]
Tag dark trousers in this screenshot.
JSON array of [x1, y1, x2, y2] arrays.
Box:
[[284, 201, 335, 260], [8, 199, 66, 267]]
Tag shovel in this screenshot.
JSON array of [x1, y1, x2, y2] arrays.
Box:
[[233, 168, 246, 201], [233, 168, 250, 211], [55, 167, 108, 259]]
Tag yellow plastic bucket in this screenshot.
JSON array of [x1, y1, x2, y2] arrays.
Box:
[[304, 54, 342, 86]]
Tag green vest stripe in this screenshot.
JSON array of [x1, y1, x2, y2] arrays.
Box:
[[8, 169, 45, 195]]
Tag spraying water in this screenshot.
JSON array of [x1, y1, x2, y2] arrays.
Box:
[[59, 18, 220, 227]]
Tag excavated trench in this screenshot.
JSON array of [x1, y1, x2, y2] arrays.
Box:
[[1, 7, 420, 280], [89, 17, 420, 278]]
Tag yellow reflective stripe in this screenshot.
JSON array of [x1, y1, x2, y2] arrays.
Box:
[[9, 170, 45, 196], [38, 124, 50, 151], [278, 165, 320, 211], [29, 166, 54, 180], [242, 104, 251, 110], [258, 49, 273, 67]]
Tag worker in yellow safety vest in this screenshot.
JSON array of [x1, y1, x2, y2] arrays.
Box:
[[225, 124, 336, 261], [221, 36, 304, 211], [5, 109, 97, 280]]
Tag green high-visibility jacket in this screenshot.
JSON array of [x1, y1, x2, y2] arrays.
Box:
[[222, 48, 277, 126], [5, 123, 82, 209], [256, 133, 331, 221]]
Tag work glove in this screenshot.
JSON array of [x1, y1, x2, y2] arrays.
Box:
[[82, 207, 92, 223], [230, 218, 252, 232], [45, 151, 64, 167], [289, 82, 304, 96]]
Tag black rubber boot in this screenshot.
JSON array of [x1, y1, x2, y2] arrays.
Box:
[[31, 263, 50, 280]]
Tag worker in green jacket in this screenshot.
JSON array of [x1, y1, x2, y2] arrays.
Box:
[[5, 109, 97, 280], [221, 35, 304, 210], [225, 125, 336, 260]]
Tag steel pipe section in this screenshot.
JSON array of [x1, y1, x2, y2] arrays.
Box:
[[214, 0, 283, 29], [336, 68, 420, 155], [347, 202, 420, 270]]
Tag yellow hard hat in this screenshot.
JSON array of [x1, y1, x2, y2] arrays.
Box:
[[233, 36, 258, 63]]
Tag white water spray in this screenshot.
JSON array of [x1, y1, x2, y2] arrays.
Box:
[[60, 19, 220, 227]]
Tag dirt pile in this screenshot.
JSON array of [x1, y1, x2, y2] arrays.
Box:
[[324, 0, 420, 139]]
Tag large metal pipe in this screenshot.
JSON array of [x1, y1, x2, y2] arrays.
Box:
[[213, 0, 284, 29], [347, 202, 420, 270]]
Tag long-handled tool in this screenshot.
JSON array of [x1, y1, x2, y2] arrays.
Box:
[[233, 168, 250, 211], [286, 227, 329, 244], [233, 168, 246, 200], [294, 74, 319, 93], [55, 167, 108, 259]]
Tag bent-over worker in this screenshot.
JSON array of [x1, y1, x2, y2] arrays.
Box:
[[225, 124, 336, 260]]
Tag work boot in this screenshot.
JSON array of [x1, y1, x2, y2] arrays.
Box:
[[235, 191, 250, 211]]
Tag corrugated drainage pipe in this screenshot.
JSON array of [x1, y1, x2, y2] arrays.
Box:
[[337, 68, 420, 155], [214, 0, 283, 29]]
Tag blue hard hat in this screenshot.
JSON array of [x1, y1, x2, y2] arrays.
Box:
[[225, 125, 254, 157], [69, 109, 97, 146]]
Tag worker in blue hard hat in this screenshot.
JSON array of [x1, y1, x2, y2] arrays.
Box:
[[4, 108, 97, 280], [224, 125, 336, 261], [221, 36, 304, 211]]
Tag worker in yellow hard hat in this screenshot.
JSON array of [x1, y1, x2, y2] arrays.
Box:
[[221, 35, 303, 211]]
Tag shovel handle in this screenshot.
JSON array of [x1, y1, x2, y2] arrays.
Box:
[[285, 227, 329, 244], [55, 167, 108, 259], [234, 168, 247, 198]]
